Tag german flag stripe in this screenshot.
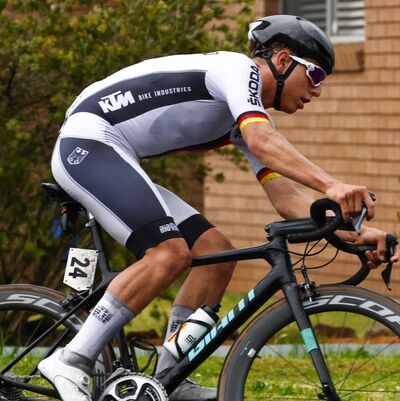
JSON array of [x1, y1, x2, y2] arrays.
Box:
[[257, 167, 283, 185], [237, 111, 270, 131]]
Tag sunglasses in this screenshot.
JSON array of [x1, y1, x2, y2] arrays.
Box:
[[289, 55, 326, 87]]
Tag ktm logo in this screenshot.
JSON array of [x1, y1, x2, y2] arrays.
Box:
[[98, 90, 135, 113]]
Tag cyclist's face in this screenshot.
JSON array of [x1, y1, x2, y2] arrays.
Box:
[[268, 51, 323, 114]]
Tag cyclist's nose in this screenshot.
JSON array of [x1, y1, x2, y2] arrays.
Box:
[[311, 85, 321, 98]]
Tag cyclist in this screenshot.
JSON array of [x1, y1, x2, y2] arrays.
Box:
[[38, 15, 399, 401]]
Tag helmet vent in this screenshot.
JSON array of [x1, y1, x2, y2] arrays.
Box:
[[253, 20, 271, 32]]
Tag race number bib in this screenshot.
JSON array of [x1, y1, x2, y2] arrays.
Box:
[[64, 248, 98, 291]]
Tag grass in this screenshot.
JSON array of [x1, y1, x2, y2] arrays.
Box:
[[2, 287, 400, 400], [241, 352, 400, 400], [2, 352, 400, 400], [134, 353, 400, 400], [192, 354, 400, 400]]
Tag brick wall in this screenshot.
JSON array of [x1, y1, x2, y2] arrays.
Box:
[[203, 0, 400, 296]]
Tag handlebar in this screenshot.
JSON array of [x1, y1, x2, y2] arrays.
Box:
[[266, 197, 398, 288], [287, 199, 343, 244]]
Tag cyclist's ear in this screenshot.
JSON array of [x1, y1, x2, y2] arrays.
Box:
[[273, 50, 292, 73]]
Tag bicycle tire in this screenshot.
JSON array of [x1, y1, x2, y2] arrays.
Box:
[[0, 284, 114, 401], [219, 285, 400, 401]]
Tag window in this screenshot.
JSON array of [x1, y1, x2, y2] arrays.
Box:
[[281, 0, 365, 43]]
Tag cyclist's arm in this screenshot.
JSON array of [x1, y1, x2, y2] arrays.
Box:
[[241, 121, 375, 221], [228, 123, 313, 218], [242, 122, 337, 193], [263, 176, 313, 219]]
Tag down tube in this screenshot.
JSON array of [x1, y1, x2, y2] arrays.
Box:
[[159, 268, 282, 394]]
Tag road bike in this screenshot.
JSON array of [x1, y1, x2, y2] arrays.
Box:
[[0, 182, 398, 400]]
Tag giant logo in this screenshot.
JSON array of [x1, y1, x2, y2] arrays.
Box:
[[188, 289, 255, 361]]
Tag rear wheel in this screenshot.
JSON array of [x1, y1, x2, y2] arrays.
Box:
[[219, 286, 400, 401], [0, 284, 114, 400]]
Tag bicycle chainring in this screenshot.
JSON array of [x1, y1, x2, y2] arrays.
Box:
[[97, 369, 168, 401]]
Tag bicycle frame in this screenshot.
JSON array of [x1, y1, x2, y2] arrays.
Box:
[[0, 212, 340, 400], [89, 211, 338, 398], [159, 237, 338, 399]]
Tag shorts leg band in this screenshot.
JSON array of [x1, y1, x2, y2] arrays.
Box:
[[126, 217, 182, 259]]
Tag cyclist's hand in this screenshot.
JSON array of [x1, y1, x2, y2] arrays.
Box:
[[325, 183, 374, 222], [353, 226, 399, 269]]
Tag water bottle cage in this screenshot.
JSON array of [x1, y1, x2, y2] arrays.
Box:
[[173, 318, 213, 360]]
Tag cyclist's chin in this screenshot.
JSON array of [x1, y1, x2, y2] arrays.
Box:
[[280, 104, 298, 114], [278, 98, 301, 113]]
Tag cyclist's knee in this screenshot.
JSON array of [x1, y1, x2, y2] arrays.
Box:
[[144, 239, 192, 279], [220, 238, 237, 272], [193, 227, 236, 254], [194, 227, 236, 261], [215, 233, 235, 253]]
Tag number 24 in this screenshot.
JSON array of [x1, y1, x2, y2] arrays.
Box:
[[68, 257, 89, 279]]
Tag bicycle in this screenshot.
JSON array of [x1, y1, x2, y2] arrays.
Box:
[[0, 182, 398, 401]]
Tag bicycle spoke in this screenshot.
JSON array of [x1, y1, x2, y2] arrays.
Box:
[[23, 315, 46, 348], [261, 343, 320, 389], [0, 302, 77, 399], [336, 319, 379, 391], [240, 309, 400, 400], [329, 309, 348, 377], [0, 287, 114, 401], [340, 368, 400, 399], [243, 395, 324, 400], [337, 340, 397, 395]]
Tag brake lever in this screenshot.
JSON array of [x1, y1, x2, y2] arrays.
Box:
[[381, 234, 398, 291], [381, 262, 393, 291], [350, 192, 377, 233], [351, 207, 367, 233]]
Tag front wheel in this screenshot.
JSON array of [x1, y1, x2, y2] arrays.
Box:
[[219, 285, 400, 401]]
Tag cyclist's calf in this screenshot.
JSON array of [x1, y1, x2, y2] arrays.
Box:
[[174, 228, 237, 308], [107, 238, 192, 313]]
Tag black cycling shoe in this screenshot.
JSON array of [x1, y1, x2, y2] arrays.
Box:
[[169, 377, 217, 401], [156, 369, 217, 401]]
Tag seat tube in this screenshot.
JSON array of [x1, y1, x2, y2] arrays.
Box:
[[86, 212, 110, 269], [282, 282, 340, 401]]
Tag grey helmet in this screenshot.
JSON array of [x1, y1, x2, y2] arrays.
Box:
[[248, 15, 334, 110], [248, 14, 335, 74]]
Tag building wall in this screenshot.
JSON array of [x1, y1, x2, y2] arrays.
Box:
[[203, 0, 400, 296]]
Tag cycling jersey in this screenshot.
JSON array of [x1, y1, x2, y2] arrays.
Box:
[[60, 51, 280, 185], [53, 51, 283, 257]]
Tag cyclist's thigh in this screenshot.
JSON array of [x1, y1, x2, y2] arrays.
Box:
[[51, 136, 182, 258], [155, 184, 215, 250]]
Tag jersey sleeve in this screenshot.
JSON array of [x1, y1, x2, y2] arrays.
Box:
[[204, 52, 272, 131], [230, 125, 282, 186]]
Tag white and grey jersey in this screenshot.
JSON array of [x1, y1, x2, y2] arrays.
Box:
[[60, 51, 278, 182], [53, 52, 285, 257]]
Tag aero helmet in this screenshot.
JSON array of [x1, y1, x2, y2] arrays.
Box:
[[248, 15, 335, 74], [247, 15, 334, 110]]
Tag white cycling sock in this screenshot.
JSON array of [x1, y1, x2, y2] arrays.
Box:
[[156, 304, 195, 374], [64, 291, 134, 371]]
